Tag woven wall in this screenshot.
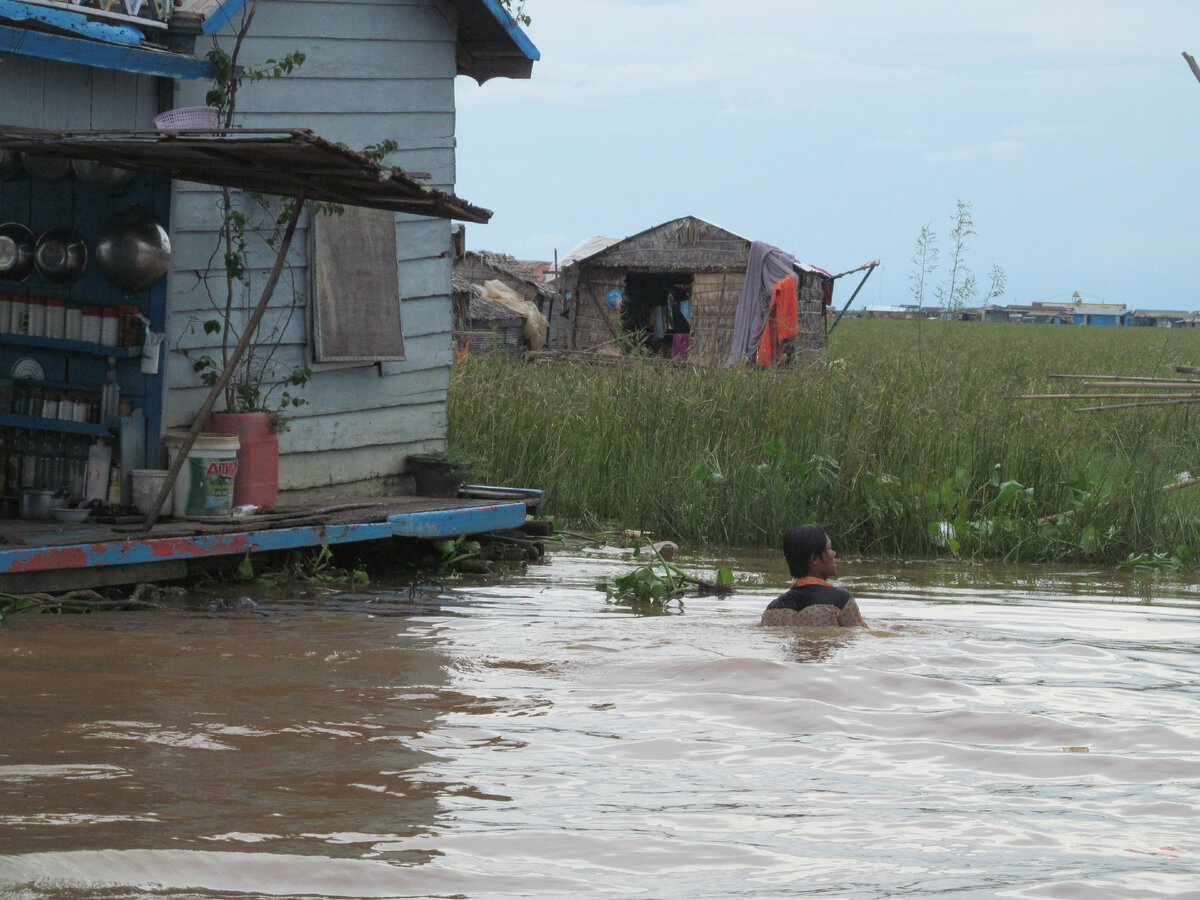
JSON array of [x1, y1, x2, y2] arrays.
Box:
[[689, 270, 743, 365], [571, 271, 624, 350]]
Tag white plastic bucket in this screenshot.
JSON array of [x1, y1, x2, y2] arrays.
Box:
[[131, 469, 173, 516], [164, 431, 240, 517]]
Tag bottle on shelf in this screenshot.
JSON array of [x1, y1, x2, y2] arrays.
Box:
[[85, 438, 111, 503], [100, 358, 120, 427], [19, 430, 37, 490]]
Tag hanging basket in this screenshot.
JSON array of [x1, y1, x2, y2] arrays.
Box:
[[153, 106, 221, 132]]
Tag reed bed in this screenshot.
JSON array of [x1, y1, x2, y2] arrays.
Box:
[[449, 318, 1200, 561]]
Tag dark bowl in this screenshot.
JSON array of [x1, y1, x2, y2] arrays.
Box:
[[96, 207, 171, 293], [0, 149, 23, 182], [21, 153, 71, 181], [71, 158, 137, 192], [0, 222, 35, 282], [34, 227, 88, 285]]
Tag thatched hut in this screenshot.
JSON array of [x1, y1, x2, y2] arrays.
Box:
[[557, 216, 833, 366], [454, 249, 569, 349], [451, 274, 528, 353]]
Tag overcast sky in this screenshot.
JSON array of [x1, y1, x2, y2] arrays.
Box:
[[454, 1, 1200, 311]]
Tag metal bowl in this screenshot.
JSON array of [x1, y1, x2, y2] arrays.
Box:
[[71, 158, 137, 192], [0, 149, 23, 181], [20, 152, 71, 181], [0, 222, 35, 281], [34, 227, 88, 285], [95, 207, 171, 293]]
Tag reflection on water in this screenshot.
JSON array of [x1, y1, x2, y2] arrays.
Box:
[[1, 544, 1198, 898]]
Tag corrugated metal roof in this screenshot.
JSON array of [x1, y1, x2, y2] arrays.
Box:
[[0, 128, 491, 221]]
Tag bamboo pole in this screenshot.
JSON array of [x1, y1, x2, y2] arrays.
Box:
[[139, 193, 307, 529], [1012, 393, 1200, 400], [1074, 397, 1200, 412], [1050, 373, 1200, 383], [1081, 381, 1200, 390]]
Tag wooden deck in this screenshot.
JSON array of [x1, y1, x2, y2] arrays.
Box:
[[0, 487, 542, 593]]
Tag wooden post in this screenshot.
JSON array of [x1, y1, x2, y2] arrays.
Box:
[[139, 193, 307, 529]]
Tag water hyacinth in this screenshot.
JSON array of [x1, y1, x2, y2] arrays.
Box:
[[449, 319, 1200, 562]]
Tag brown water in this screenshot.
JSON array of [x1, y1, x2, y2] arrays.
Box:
[[1, 544, 1198, 899]]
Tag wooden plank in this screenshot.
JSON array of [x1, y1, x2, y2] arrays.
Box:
[[233, 78, 454, 115], [248, 0, 456, 45], [279, 400, 446, 453], [311, 205, 405, 361]]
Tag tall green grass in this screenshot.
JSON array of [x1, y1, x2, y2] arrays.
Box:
[[448, 318, 1200, 561]]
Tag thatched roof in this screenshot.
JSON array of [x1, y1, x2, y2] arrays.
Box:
[[460, 250, 558, 302]]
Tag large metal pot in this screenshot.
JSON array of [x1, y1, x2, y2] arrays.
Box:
[[20, 152, 71, 181], [0, 222, 35, 281], [95, 207, 171, 293], [34, 227, 88, 285], [71, 158, 137, 192]]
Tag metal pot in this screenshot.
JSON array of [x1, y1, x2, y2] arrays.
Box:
[[34, 227, 88, 285], [0, 222, 35, 282], [95, 207, 171, 293], [0, 149, 23, 181], [18, 489, 57, 521], [71, 158, 136, 192], [20, 152, 71, 181]]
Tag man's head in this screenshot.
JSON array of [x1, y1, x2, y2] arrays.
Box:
[[783, 524, 836, 579]]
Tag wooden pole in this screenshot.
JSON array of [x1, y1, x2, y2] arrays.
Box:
[[1012, 393, 1200, 400], [1075, 397, 1200, 412], [1184, 51, 1200, 86], [139, 193, 307, 529]]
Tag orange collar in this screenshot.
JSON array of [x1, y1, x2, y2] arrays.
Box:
[[792, 576, 832, 587]]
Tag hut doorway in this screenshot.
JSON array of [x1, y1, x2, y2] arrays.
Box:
[[621, 272, 693, 357]]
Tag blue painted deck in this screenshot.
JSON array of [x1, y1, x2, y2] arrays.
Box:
[[0, 489, 541, 584]]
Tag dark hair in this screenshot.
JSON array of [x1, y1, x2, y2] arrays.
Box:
[[783, 525, 829, 578]]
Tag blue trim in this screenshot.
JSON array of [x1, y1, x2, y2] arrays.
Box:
[[0, 501, 530, 575], [388, 502, 527, 537], [474, 0, 539, 61], [0, 22, 212, 78], [200, 0, 247, 35], [0, 0, 141, 43]]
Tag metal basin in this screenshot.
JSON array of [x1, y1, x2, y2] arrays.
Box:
[[20, 153, 71, 181], [0, 149, 23, 181], [0, 222, 35, 281], [95, 207, 171, 293], [71, 158, 137, 192], [34, 227, 88, 285]]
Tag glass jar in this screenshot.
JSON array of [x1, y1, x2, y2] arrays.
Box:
[[100, 306, 119, 347], [65, 304, 83, 341], [45, 298, 66, 340], [26, 298, 45, 337]]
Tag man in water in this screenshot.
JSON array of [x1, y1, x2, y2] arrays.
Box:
[[760, 525, 867, 627]]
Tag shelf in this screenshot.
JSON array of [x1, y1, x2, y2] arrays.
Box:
[[0, 413, 110, 437], [0, 334, 141, 358]]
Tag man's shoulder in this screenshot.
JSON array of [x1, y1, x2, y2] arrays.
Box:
[[766, 581, 853, 611]]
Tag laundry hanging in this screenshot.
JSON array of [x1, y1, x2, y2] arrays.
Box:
[[756, 274, 798, 367]]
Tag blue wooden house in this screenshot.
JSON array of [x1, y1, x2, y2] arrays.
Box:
[[0, 0, 537, 505]]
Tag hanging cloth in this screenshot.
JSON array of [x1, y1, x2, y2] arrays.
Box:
[[756, 274, 798, 366]]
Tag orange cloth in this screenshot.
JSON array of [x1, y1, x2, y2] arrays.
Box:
[[791, 576, 833, 588], [756, 274, 798, 366]]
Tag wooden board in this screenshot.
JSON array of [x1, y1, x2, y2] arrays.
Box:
[[311, 205, 405, 361]]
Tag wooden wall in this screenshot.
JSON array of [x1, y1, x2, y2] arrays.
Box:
[[165, 0, 463, 497], [689, 270, 743, 365], [0, 57, 159, 130]]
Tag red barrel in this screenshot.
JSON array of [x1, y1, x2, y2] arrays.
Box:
[[204, 412, 279, 511]]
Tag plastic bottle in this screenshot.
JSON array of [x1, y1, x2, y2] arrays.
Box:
[[85, 439, 112, 503], [100, 358, 120, 427]]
